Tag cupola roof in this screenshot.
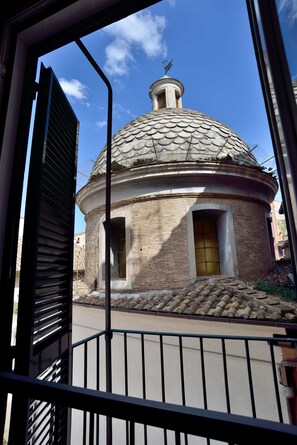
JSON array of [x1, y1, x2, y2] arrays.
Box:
[[90, 106, 259, 178]]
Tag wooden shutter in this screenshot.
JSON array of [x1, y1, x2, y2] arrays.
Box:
[[9, 64, 79, 445]]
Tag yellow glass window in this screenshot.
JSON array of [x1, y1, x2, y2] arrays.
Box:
[[193, 218, 220, 276], [118, 227, 126, 279]]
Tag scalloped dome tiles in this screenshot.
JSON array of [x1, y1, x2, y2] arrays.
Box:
[[90, 108, 259, 177]]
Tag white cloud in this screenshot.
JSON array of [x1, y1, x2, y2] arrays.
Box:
[[59, 78, 88, 101], [96, 120, 107, 129], [104, 11, 167, 76], [113, 103, 137, 119], [278, 0, 297, 23], [105, 39, 134, 76]]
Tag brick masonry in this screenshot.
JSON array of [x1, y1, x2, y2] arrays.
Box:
[[84, 193, 273, 291]]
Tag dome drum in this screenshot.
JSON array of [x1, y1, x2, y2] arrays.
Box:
[[76, 76, 278, 292]]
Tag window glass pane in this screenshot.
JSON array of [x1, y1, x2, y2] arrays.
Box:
[[206, 262, 220, 275], [203, 221, 216, 234], [204, 234, 218, 248], [254, 0, 297, 247], [196, 263, 206, 276], [205, 248, 219, 262], [275, 0, 297, 84], [195, 238, 204, 248], [193, 221, 203, 233], [195, 248, 206, 261]]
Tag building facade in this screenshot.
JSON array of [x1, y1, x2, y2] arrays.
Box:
[[77, 76, 278, 291]]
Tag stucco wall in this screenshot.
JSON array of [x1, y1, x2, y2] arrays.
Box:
[[85, 194, 272, 291]]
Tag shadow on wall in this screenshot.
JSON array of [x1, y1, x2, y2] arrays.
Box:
[[131, 194, 273, 291]]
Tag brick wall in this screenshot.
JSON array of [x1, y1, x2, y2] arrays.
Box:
[[84, 194, 272, 291], [130, 197, 190, 290], [85, 208, 99, 288]]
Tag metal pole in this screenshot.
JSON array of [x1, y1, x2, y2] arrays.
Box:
[[75, 39, 113, 443]]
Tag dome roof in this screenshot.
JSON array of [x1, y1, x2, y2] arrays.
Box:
[[90, 108, 259, 178]]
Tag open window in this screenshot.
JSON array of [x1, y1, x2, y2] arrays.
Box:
[[110, 217, 126, 280], [157, 91, 166, 109]]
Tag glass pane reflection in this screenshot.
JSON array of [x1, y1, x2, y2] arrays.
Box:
[[275, 0, 297, 85]]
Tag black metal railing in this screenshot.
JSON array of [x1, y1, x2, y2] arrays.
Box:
[[1, 369, 297, 445], [71, 329, 297, 444]]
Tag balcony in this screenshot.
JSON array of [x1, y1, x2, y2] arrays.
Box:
[[68, 317, 297, 444]]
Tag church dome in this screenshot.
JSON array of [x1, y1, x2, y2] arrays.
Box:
[[77, 75, 278, 292], [90, 107, 259, 178]]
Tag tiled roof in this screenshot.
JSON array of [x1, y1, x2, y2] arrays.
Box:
[[74, 277, 297, 323], [90, 108, 259, 177]]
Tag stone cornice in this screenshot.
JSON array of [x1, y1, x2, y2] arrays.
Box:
[[76, 162, 278, 215]]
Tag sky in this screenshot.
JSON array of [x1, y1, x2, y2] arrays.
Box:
[[30, 0, 297, 234]]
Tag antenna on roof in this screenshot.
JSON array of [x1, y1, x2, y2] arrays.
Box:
[[77, 170, 90, 178], [260, 155, 275, 166], [163, 58, 173, 75]]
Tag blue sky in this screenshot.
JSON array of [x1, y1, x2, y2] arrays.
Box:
[[34, 0, 296, 233]]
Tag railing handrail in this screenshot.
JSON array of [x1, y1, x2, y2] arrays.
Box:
[[72, 329, 106, 348], [1, 371, 297, 444], [72, 328, 297, 349]]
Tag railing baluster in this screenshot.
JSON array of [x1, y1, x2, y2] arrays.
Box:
[[175, 430, 181, 445], [96, 337, 100, 391], [269, 341, 283, 423], [141, 333, 147, 445], [124, 332, 129, 445], [160, 335, 167, 445], [179, 337, 186, 406], [96, 337, 100, 445], [221, 339, 231, 413], [199, 338, 208, 410], [199, 338, 210, 445], [245, 339, 256, 418], [179, 336, 188, 445], [129, 421, 135, 445], [89, 412, 94, 445], [83, 342, 88, 445]]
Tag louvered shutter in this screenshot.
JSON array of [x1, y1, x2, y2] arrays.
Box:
[[9, 64, 79, 445]]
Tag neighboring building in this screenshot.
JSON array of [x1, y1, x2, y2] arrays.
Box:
[[15, 217, 85, 288], [270, 200, 289, 260], [73, 233, 86, 283], [76, 75, 278, 292]]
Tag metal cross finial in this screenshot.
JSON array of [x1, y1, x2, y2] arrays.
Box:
[[163, 58, 173, 75]]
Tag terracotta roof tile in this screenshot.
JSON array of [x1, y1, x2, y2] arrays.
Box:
[[75, 276, 297, 323]]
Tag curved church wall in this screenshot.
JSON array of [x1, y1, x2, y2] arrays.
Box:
[[85, 209, 100, 288], [84, 194, 273, 291]]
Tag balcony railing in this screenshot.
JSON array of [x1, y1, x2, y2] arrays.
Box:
[[2, 367, 297, 445], [69, 329, 297, 444]]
